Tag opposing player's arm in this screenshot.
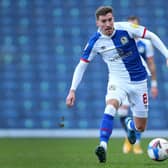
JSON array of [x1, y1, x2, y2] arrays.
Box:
[[145, 41, 158, 98], [145, 41, 157, 83], [146, 57, 158, 98]]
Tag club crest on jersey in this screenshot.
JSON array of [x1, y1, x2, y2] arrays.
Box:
[[120, 36, 128, 45], [109, 85, 116, 91]]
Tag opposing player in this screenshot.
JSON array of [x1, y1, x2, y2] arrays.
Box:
[[118, 16, 158, 154], [66, 6, 168, 163]]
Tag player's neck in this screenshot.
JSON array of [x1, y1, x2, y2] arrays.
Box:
[[101, 28, 115, 37]]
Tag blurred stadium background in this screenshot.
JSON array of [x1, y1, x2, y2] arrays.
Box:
[[0, 0, 168, 137]]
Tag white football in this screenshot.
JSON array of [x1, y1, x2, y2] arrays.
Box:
[[147, 138, 168, 161]]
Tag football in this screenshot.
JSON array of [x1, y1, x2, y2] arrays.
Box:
[[147, 138, 168, 161]]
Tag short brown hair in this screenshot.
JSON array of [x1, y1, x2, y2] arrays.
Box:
[[127, 16, 140, 23], [95, 6, 113, 20]]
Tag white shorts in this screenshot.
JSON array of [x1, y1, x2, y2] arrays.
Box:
[[122, 97, 129, 106], [106, 80, 148, 118]]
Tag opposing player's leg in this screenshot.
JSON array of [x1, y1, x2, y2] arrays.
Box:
[[118, 112, 132, 154], [118, 102, 132, 153], [124, 117, 137, 144], [133, 132, 143, 154], [121, 116, 143, 154], [118, 103, 129, 132]]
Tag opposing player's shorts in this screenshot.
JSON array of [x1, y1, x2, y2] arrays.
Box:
[[106, 79, 148, 118]]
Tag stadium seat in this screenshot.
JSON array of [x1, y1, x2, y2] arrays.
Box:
[[0, 0, 167, 129]]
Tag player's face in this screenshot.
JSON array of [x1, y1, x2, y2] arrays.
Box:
[[96, 13, 114, 36], [128, 19, 139, 25]]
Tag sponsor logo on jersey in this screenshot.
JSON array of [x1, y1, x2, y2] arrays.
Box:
[[109, 49, 133, 61], [98, 46, 115, 53]]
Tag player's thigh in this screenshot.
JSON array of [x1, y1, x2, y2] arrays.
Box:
[[106, 82, 127, 109]]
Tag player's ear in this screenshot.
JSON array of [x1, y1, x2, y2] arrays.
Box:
[[96, 21, 98, 27], [96, 20, 99, 27], [112, 17, 115, 22]]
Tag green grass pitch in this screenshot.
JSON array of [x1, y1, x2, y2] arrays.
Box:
[[0, 138, 167, 168]]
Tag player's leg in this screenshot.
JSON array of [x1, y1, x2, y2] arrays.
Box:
[[125, 81, 148, 145], [132, 77, 152, 154], [95, 99, 118, 163], [95, 82, 126, 163]]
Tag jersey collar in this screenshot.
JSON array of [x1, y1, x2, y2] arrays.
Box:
[[98, 28, 116, 38]]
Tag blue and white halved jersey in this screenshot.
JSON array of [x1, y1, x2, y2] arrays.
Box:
[[81, 22, 148, 82]]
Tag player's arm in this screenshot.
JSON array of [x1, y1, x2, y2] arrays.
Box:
[[144, 30, 168, 66], [66, 34, 98, 107], [126, 22, 168, 65], [70, 60, 89, 91], [66, 60, 89, 107], [66, 33, 100, 107], [146, 57, 158, 98]]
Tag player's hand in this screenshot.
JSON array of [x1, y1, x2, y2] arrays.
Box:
[[150, 86, 158, 99], [66, 90, 76, 107], [166, 58, 168, 67]]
